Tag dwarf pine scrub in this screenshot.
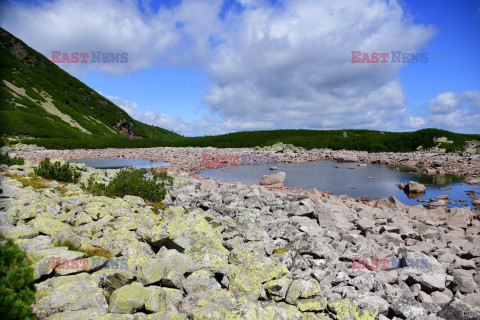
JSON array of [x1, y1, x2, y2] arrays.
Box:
[[0, 152, 25, 166], [0, 239, 37, 320], [34, 158, 81, 183], [82, 167, 173, 203]]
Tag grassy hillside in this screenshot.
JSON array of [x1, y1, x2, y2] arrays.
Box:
[[0, 27, 180, 140]]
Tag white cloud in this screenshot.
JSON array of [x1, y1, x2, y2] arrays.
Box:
[[405, 116, 426, 129], [1, 0, 448, 134], [0, 0, 186, 75], [203, 0, 436, 131], [424, 90, 480, 133], [103, 94, 225, 136]]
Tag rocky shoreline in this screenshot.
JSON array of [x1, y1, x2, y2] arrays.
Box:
[[0, 148, 480, 319], [7, 145, 480, 179]]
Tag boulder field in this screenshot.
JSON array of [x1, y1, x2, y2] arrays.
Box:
[[0, 149, 479, 319]]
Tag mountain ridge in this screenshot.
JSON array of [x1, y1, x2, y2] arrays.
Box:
[[0, 27, 180, 140]]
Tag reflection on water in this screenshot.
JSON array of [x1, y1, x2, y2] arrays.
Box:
[[199, 161, 477, 209], [68, 158, 171, 169], [387, 164, 464, 185]]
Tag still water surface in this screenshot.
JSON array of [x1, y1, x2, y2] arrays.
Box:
[[199, 161, 478, 209], [68, 158, 170, 169]]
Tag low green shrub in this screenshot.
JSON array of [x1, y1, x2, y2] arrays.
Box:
[[83, 168, 173, 202], [0, 152, 25, 166], [0, 239, 37, 320], [34, 158, 81, 183]]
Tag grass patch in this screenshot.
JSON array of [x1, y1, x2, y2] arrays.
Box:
[[34, 158, 81, 183], [55, 186, 68, 195], [5, 172, 49, 189], [54, 240, 112, 259], [148, 201, 167, 215], [54, 239, 78, 251]]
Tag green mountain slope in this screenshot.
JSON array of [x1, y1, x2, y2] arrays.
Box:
[[0, 27, 180, 140]]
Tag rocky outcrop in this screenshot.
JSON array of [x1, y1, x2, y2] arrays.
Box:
[[464, 140, 480, 154], [113, 119, 139, 139]]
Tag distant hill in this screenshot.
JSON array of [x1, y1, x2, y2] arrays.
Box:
[[0, 27, 180, 140]]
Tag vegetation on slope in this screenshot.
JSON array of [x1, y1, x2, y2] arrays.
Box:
[[20, 128, 480, 152], [0, 27, 180, 140]]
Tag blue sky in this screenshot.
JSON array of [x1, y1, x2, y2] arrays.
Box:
[[1, 0, 479, 135]]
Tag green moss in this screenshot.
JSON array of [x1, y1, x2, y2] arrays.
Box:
[[272, 247, 289, 254]]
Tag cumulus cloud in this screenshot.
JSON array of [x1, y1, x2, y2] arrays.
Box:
[[424, 90, 480, 133], [203, 0, 436, 131], [104, 94, 225, 136], [1, 0, 446, 134]]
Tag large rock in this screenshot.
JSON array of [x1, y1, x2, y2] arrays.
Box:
[[407, 273, 446, 293], [137, 259, 166, 285], [260, 172, 286, 186], [391, 296, 425, 319], [407, 181, 426, 194], [285, 279, 320, 304], [439, 298, 480, 320], [34, 273, 107, 319], [0, 224, 39, 239], [108, 282, 146, 314]]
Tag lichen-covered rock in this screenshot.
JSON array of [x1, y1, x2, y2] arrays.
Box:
[[184, 269, 221, 294], [264, 302, 303, 320], [353, 293, 389, 315], [163, 287, 185, 312], [44, 308, 108, 320], [391, 296, 425, 319], [0, 224, 39, 239], [28, 247, 86, 280], [93, 268, 135, 299], [34, 273, 108, 319], [32, 217, 72, 236], [288, 235, 338, 261], [156, 248, 196, 289], [15, 235, 54, 252], [264, 277, 292, 301], [225, 302, 269, 320], [137, 311, 188, 320], [439, 298, 480, 320], [296, 297, 327, 312], [145, 286, 166, 313], [285, 279, 320, 304], [108, 282, 146, 314], [137, 258, 166, 285], [228, 257, 290, 301], [190, 305, 227, 320], [328, 299, 378, 320]]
